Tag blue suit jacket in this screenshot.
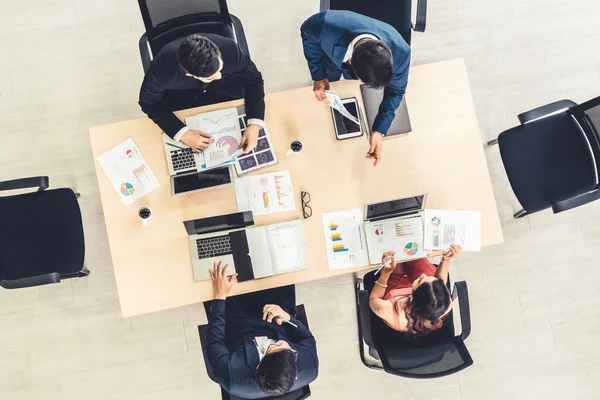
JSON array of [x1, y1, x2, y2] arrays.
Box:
[[300, 10, 411, 135], [205, 300, 318, 399]]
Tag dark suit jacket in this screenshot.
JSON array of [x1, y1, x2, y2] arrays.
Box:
[[139, 34, 265, 138], [300, 10, 411, 135], [205, 300, 319, 399]]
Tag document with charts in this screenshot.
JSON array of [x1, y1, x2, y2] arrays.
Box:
[[424, 209, 481, 251], [234, 171, 295, 216], [364, 216, 425, 264], [97, 138, 160, 206], [322, 209, 369, 270], [185, 108, 243, 169]]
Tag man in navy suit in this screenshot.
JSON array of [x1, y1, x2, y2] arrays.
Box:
[[300, 10, 411, 166], [205, 262, 319, 399]]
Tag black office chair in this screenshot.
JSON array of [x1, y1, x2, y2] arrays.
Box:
[[487, 96, 600, 219], [320, 0, 427, 45], [198, 303, 312, 400], [0, 176, 88, 289], [355, 269, 472, 378], [137, 0, 250, 73]]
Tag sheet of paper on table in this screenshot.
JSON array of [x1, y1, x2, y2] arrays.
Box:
[[322, 209, 370, 270], [97, 137, 160, 206], [424, 209, 481, 251], [265, 220, 308, 274], [234, 170, 295, 216], [185, 108, 243, 169], [364, 215, 425, 264], [324, 90, 361, 125]]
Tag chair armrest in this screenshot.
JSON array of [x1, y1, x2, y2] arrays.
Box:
[[138, 34, 152, 74], [452, 281, 471, 341], [0, 176, 49, 193], [412, 0, 427, 32], [552, 190, 600, 214], [0, 272, 60, 289], [319, 0, 330, 12], [517, 100, 577, 124]]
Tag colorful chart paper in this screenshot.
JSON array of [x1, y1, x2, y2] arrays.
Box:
[[404, 241, 419, 256], [322, 209, 369, 270], [234, 170, 295, 216]]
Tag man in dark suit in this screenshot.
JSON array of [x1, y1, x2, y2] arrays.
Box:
[[139, 34, 265, 153], [300, 10, 411, 166], [205, 262, 318, 399]]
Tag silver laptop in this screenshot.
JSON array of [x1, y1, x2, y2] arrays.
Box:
[[184, 212, 308, 282], [360, 84, 412, 137], [363, 194, 427, 264]]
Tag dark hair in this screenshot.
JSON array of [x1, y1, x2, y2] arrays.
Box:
[[351, 40, 393, 89], [177, 34, 221, 78], [255, 349, 297, 396], [404, 279, 451, 338]]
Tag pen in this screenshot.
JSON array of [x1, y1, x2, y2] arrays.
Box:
[[358, 105, 370, 137], [374, 257, 392, 276], [267, 310, 298, 328], [166, 142, 194, 153]]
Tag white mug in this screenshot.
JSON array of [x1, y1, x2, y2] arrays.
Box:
[[138, 205, 152, 227], [285, 138, 303, 156]]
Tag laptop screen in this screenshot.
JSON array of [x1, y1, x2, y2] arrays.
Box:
[[365, 194, 427, 221], [183, 211, 254, 236]]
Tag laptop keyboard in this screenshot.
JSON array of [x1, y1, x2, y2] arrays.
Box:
[[170, 150, 196, 172], [196, 235, 232, 259]]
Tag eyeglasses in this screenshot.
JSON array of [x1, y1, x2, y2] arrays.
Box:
[[301, 191, 312, 219]]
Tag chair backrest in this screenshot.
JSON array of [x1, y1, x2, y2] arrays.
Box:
[[198, 303, 311, 400], [321, 0, 413, 45], [571, 96, 600, 180], [139, 0, 230, 36]]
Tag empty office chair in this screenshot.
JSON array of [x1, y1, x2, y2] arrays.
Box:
[[137, 0, 250, 73], [0, 176, 88, 289], [198, 303, 312, 400], [355, 269, 472, 378], [320, 0, 427, 45], [487, 96, 600, 219]]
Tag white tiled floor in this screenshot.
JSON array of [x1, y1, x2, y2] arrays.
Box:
[[1, 0, 600, 398]]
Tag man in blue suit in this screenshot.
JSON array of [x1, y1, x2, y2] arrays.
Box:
[[301, 10, 411, 166], [205, 262, 318, 399]]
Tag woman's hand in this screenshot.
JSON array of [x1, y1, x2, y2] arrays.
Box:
[[262, 304, 291, 325], [442, 245, 462, 262], [209, 261, 238, 300], [381, 251, 396, 271]]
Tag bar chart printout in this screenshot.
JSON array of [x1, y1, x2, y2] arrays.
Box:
[[322, 209, 369, 270]]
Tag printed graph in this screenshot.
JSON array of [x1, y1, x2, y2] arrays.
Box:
[[274, 174, 289, 207], [404, 241, 419, 256], [120, 182, 135, 196], [431, 216, 441, 227], [216, 135, 240, 156]]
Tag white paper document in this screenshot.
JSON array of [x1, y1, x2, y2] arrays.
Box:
[[97, 138, 160, 206], [365, 216, 425, 264], [424, 209, 482, 251], [322, 209, 370, 270], [185, 108, 243, 168], [325, 90, 360, 125], [234, 171, 295, 216], [265, 220, 308, 274]]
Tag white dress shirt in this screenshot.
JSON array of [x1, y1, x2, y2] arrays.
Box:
[[343, 33, 379, 63], [254, 336, 276, 362]]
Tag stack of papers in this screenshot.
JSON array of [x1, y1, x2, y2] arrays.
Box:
[[97, 138, 160, 206], [234, 170, 296, 216], [185, 108, 242, 169]]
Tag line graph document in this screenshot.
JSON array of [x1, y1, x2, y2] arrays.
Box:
[[185, 108, 243, 168], [423, 209, 481, 251]]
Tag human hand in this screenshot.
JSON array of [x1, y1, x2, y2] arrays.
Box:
[[381, 251, 396, 271], [366, 131, 383, 166], [442, 245, 462, 262], [181, 129, 214, 152], [312, 79, 331, 104], [239, 124, 260, 154], [209, 261, 238, 300], [262, 304, 291, 325]]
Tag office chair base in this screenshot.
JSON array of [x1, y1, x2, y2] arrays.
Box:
[[487, 138, 499, 146], [513, 209, 528, 219]]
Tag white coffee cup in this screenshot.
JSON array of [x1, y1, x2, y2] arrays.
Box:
[[285, 138, 303, 156], [138, 205, 152, 227]]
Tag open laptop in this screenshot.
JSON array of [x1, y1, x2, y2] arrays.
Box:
[[184, 212, 308, 282], [360, 84, 412, 137], [363, 194, 428, 264]]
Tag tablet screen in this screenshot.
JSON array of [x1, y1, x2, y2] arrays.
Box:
[[334, 101, 361, 136], [173, 167, 232, 195]]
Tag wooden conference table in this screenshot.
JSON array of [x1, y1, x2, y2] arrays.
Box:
[[89, 58, 504, 317]]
